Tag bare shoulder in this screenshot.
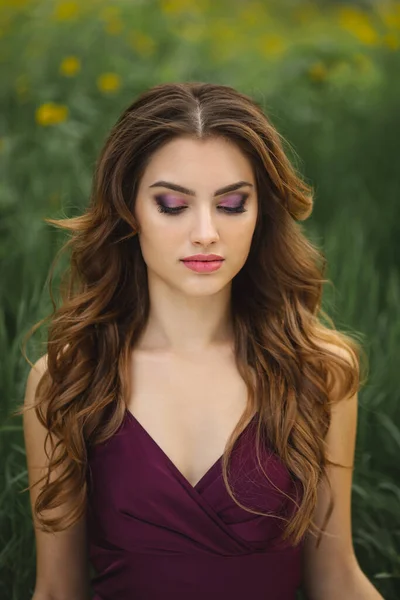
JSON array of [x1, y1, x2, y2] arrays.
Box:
[[26, 354, 49, 392], [23, 352, 90, 600]]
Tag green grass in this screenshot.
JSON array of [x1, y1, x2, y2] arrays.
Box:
[[1, 0, 399, 598]]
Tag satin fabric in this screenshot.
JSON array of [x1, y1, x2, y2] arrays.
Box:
[[86, 409, 305, 599]]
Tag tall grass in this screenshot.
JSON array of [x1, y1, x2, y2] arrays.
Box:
[[0, 0, 399, 598]]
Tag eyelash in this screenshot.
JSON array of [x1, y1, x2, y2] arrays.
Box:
[[154, 193, 249, 215]]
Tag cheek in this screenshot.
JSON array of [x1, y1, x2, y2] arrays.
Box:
[[227, 219, 256, 243], [143, 227, 184, 263], [140, 211, 181, 243], [227, 221, 256, 261]]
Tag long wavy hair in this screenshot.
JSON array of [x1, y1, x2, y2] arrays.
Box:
[[15, 81, 368, 549]]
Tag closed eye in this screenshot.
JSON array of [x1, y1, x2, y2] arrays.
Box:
[[154, 193, 249, 215]]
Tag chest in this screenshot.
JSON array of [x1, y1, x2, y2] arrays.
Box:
[[125, 349, 251, 487]]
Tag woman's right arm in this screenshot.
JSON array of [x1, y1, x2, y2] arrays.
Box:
[[24, 355, 91, 600]]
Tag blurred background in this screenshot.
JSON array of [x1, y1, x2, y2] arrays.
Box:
[[0, 0, 399, 598]]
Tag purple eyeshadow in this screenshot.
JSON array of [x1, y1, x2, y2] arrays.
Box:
[[161, 194, 186, 208], [220, 194, 243, 208], [159, 193, 243, 208]]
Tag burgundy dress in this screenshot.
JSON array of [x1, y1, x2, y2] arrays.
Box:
[[86, 409, 305, 599]]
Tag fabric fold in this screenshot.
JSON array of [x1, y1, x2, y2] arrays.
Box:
[[86, 409, 305, 599]]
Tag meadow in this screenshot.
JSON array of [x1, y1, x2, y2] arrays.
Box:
[[0, 0, 399, 598]]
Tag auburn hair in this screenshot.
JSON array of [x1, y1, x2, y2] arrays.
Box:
[[15, 81, 368, 549]]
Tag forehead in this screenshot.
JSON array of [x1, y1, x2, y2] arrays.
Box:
[[139, 136, 255, 186]]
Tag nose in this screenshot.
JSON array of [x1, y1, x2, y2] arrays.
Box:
[[190, 206, 220, 246]]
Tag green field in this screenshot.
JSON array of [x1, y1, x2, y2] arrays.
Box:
[[0, 1, 399, 598]]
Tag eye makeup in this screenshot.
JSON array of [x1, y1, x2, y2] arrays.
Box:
[[154, 193, 249, 215]]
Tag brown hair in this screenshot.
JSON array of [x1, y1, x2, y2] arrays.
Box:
[[15, 81, 368, 548]]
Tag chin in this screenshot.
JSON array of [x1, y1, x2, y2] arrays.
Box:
[[181, 279, 232, 294]]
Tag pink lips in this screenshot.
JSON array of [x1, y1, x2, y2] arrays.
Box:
[[181, 254, 223, 261], [181, 259, 224, 273]]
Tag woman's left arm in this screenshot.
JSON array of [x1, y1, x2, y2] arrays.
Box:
[[301, 344, 384, 600]]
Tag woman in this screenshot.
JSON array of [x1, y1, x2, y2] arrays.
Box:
[[19, 82, 382, 599]]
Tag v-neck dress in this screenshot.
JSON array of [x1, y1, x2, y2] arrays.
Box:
[[86, 409, 305, 599]]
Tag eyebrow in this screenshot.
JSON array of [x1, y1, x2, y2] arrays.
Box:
[[148, 180, 254, 197]]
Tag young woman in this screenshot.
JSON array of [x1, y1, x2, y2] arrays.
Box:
[[19, 82, 382, 599]]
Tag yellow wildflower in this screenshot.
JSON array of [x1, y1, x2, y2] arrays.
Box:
[[97, 73, 121, 93], [382, 32, 400, 50], [53, 1, 79, 21], [128, 32, 156, 58], [338, 7, 379, 46], [377, 4, 400, 30], [35, 103, 69, 126], [98, 5, 123, 35], [258, 34, 287, 58], [54, 1, 79, 20], [59, 56, 81, 77], [160, 0, 203, 16], [308, 61, 328, 82], [105, 17, 123, 35]]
